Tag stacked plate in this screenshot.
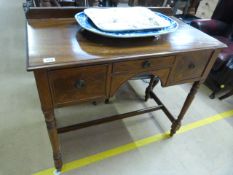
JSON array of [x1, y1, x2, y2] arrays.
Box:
[[75, 7, 179, 38]]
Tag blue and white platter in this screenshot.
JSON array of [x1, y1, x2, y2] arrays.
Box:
[[74, 12, 179, 38]]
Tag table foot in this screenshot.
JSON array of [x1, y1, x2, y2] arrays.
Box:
[[105, 99, 110, 104], [53, 169, 61, 175], [170, 120, 181, 136], [53, 152, 63, 172]]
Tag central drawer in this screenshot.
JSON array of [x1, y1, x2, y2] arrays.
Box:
[[49, 65, 108, 106], [113, 56, 175, 74]]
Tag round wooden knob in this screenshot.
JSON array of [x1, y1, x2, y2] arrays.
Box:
[[188, 63, 195, 69], [142, 61, 151, 68], [75, 79, 85, 89]]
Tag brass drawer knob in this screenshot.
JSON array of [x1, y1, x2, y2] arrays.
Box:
[[188, 63, 195, 69], [75, 79, 85, 89], [142, 60, 151, 68]]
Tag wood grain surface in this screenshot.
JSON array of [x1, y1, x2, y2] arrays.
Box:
[[26, 7, 226, 171], [26, 17, 225, 71]]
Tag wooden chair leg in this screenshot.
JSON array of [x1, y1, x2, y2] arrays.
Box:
[[209, 91, 216, 99], [105, 99, 110, 104], [219, 89, 233, 100], [209, 88, 222, 99]]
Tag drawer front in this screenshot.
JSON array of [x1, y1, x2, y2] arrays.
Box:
[[169, 50, 212, 83], [110, 68, 170, 96], [113, 56, 175, 74], [49, 65, 107, 106]]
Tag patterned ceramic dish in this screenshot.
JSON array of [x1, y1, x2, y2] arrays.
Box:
[[83, 7, 172, 32], [75, 12, 179, 38]]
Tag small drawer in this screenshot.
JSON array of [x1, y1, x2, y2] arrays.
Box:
[[113, 56, 175, 74], [49, 65, 108, 106], [169, 50, 212, 83]]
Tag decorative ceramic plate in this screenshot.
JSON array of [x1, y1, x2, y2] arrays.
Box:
[[75, 12, 178, 38], [84, 7, 171, 32]]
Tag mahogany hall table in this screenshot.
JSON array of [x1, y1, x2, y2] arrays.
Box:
[[25, 7, 225, 172]]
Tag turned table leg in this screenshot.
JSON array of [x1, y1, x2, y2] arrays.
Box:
[[34, 70, 63, 171], [170, 81, 201, 136], [145, 76, 159, 101], [43, 110, 63, 171]]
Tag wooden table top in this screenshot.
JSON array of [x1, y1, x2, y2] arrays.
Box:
[[26, 17, 225, 71]]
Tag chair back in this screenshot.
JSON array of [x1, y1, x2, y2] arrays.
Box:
[[212, 0, 233, 24]]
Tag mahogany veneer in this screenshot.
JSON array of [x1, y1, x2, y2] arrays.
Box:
[[25, 7, 226, 172]]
